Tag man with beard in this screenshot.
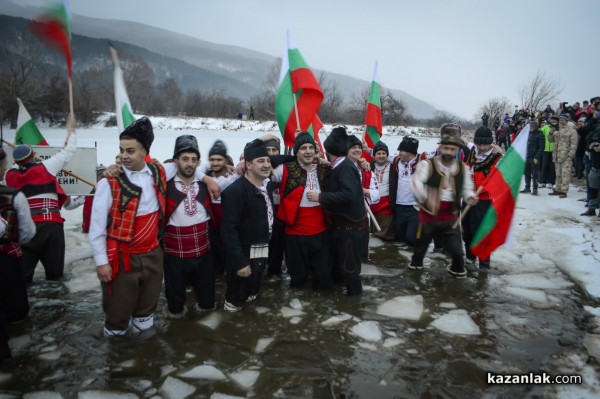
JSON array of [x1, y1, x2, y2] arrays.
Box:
[[462, 127, 502, 269], [389, 137, 420, 245], [89, 117, 168, 336], [270, 132, 331, 289], [0, 145, 36, 363], [410, 124, 478, 277], [307, 127, 366, 295], [220, 139, 274, 312], [162, 135, 216, 318], [204, 140, 239, 274]]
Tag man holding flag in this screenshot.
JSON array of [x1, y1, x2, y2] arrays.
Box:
[[409, 123, 478, 278]]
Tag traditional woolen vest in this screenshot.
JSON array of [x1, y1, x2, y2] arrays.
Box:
[[422, 159, 464, 214], [165, 178, 213, 223], [0, 185, 19, 244], [5, 162, 67, 223], [277, 161, 327, 227], [467, 150, 502, 201], [106, 162, 166, 243]]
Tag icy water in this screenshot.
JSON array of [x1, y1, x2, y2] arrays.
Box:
[[0, 238, 590, 399]]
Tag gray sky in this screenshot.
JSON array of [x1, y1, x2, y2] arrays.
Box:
[[19, 0, 600, 118]]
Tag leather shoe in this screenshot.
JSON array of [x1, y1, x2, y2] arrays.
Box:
[[548, 190, 562, 196], [580, 209, 597, 216]]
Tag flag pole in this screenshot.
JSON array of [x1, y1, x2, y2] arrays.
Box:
[[365, 199, 381, 231], [68, 77, 74, 117], [292, 91, 301, 131], [452, 185, 484, 229], [1, 138, 95, 188]]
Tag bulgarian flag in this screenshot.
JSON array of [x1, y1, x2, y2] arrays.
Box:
[[362, 61, 382, 161], [110, 45, 136, 133], [470, 124, 531, 260], [15, 98, 48, 146], [29, 0, 72, 78], [275, 31, 324, 152]]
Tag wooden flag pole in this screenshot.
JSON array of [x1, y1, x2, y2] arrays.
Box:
[[68, 77, 74, 117], [2, 138, 96, 188], [292, 92, 301, 131], [452, 185, 484, 229], [365, 199, 381, 231]]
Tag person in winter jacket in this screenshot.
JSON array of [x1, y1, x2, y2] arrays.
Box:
[[520, 121, 546, 195], [548, 114, 578, 198]]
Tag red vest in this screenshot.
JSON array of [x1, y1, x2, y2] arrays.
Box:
[[276, 162, 327, 236], [5, 163, 67, 223], [106, 162, 166, 243]]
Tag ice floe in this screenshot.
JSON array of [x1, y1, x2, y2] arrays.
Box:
[[160, 376, 196, 399], [431, 309, 481, 335], [376, 295, 424, 321], [255, 337, 274, 353], [178, 364, 227, 380], [197, 312, 223, 330], [352, 320, 382, 342], [281, 306, 304, 318], [229, 369, 260, 390], [77, 391, 138, 399], [321, 313, 353, 327]]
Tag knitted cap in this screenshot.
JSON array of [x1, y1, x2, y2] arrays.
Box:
[[264, 138, 280, 152], [293, 132, 316, 154], [473, 126, 493, 145], [12, 144, 35, 164], [373, 140, 389, 155]]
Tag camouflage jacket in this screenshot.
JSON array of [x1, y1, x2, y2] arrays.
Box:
[[548, 123, 577, 163]]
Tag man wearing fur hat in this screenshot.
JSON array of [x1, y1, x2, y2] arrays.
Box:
[[410, 123, 478, 277], [367, 140, 395, 241], [5, 116, 77, 284], [89, 117, 168, 336], [263, 137, 286, 277], [162, 135, 216, 318], [0, 144, 36, 363], [269, 132, 331, 288], [548, 113, 577, 198], [306, 127, 367, 295], [220, 139, 273, 311], [462, 126, 502, 269], [389, 137, 420, 245]]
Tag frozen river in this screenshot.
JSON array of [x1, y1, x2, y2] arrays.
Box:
[[0, 127, 598, 398]]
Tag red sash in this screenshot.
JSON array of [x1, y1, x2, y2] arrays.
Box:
[[106, 211, 159, 281], [419, 201, 457, 222], [370, 196, 392, 215], [284, 206, 326, 236]]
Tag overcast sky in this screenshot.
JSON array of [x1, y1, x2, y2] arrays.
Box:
[[18, 0, 600, 118]]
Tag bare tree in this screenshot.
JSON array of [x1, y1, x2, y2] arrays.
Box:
[[381, 87, 407, 126], [519, 70, 562, 114], [476, 96, 512, 127], [317, 72, 343, 123]]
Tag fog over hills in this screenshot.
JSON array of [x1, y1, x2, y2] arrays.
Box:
[[0, 0, 438, 118]]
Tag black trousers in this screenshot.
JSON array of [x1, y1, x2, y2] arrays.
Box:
[[267, 220, 285, 275], [394, 205, 419, 245], [461, 200, 491, 263], [225, 258, 267, 307], [524, 159, 540, 190], [540, 152, 555, 185], [285, 231, 331, 289], [0, 253, 30, 362], [411, 219, 464, 271], [20, 222, 65, 283], [164, 252, 215, 313], [330, 228, 363, 295], [210, 229, 225, 274]]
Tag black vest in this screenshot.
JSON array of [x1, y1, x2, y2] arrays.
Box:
[[0, 185, 19, 244]]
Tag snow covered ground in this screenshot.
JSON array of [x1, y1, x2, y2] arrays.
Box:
[[0, 119, 599, 397]]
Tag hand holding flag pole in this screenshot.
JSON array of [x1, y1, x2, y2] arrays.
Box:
[[452, 185, 484, 229]]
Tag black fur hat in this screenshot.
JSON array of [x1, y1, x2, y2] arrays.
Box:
[[244, 138, 269, 162], [209, 139, 227, 158], [120, 117, 154, 153], [397, 137, 419, 154], [323, 126, 349, 156], [173, 135, 200, 159], [346, 135, 362, 152]]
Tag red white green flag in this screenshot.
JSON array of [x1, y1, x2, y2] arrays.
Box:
[[275, 31, 324, 152], [15, 98, 48, 146], [29, 0, 72, 78], [110, 45, 136, 133], [470, 124, 531, 260], [362, 61, 382, 161]]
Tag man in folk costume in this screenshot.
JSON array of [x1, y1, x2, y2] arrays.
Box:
[[0, 145, 36, 363], [270, 132, 331, 289], [389, 137, 420, 245], [5, 117, 76, 284], [410, 123, 478, 278], [89, 117, 167, 336], [367, 140, 395, 240], [204, 140, 239, 274], [346, 135, 380, 257], [162, 135, 216, 318], [307, 127, 367, 295], [264, 138, 285, 277], [220, 139, 274, 312], [462, 126, 502, 269]]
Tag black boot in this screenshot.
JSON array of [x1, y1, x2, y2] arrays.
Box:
[[580, 209, 597, 216]]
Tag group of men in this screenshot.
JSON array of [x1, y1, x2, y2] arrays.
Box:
[[2, 115, 508, 349]]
